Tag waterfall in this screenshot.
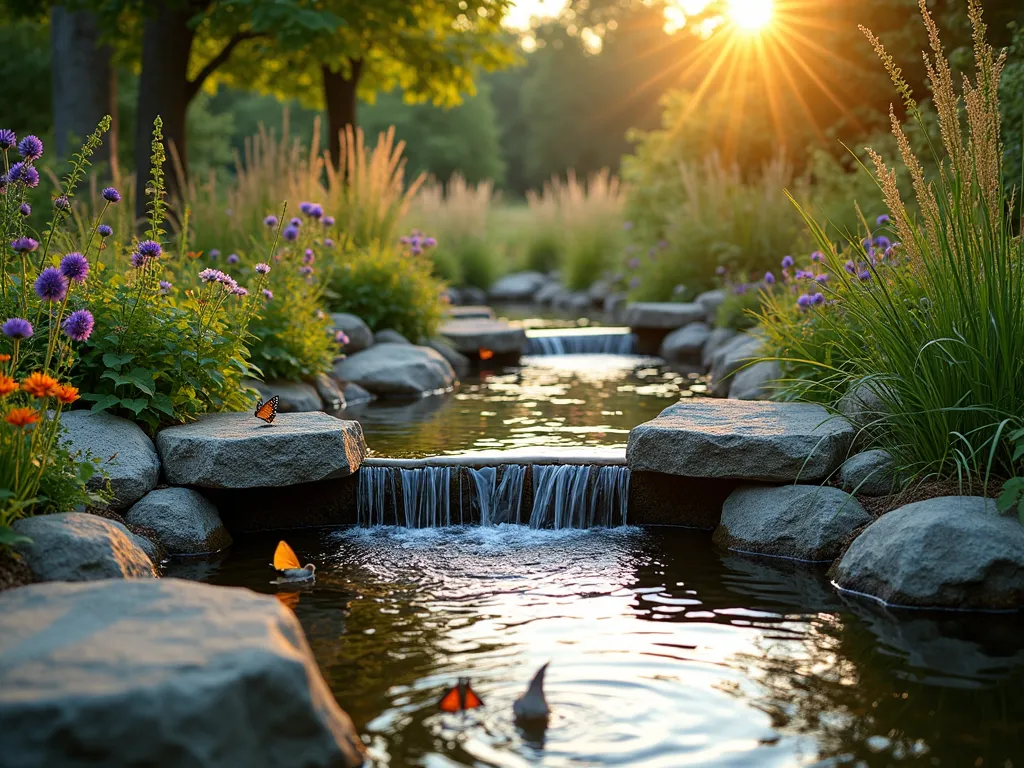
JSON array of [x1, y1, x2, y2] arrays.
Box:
[[529, 465, 631, 529], [525, 332, 635, 355], [355, 463, 630, 529]]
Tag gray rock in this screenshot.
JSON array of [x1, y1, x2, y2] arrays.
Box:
[[312, 373, 346, 411], [604, 292, 627, 321], [840, 450, 900, 496], [489, 271, 549, 302], [125, 488, 232, 556], [659, 322, 710, 363], [0, 579, 365, 768], [839, 378, 891, 431], [710, 333, 764, 397], [442, 286, 462, 305], [340, 381, 374, 406], [832, 496, 1024, 610], [131, 533, 163, 565], [329, 312, 374, 353], [461, 286, 488, 305], [244, 379, 323, 413], [695, 289, 728, 322], [13, 513, 157, 581], [701, 327, 737, 369], [588, 279, 613, 303], [374, 328, 410, 345], [447, 305, 495, 320], [157, 412, 365, 489], [728, 360, 782, 401], [60, 411, 160, 511], [714, 485, 872, 561], [332, 343, 457, 397], [627, 399, 854, 482], [439, 319, 527, 355], [624, 301, 706, 329], [567, 292, 593, 312], [427, 338, 471, 375], [535, 282, 564, 305]]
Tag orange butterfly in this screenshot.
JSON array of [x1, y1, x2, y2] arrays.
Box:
[[478, 348, 494, 360], [255, 395, 279, 424], [438, 678, 484, 713]]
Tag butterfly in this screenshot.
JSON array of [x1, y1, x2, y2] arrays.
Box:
[[271, 540, 316, 583], [255, 395, 279, 424], [438, 678, 484, 713]]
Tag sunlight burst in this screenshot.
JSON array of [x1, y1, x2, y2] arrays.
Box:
[[727, 0, 773, 32]]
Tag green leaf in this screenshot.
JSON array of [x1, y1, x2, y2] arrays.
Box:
[[119, 398, 149, 416], [89, 394, 122, 413], [149, 393, 176, 417], [101, 371, 133, 388], [0, 525, 31, 547], [102, 352, 134, 368], [128, 367, 156, 396]]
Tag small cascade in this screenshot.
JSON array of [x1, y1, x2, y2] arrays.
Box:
[[467, 464, 527, 526], [529, 465, 631, 529], [525, 332, 635, 355], [400, 466, 453, 528], [357, 466, 398, 526]]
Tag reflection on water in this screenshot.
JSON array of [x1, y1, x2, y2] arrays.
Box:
[[341, 355, 706, 458], [169, 527, 1024, 767]]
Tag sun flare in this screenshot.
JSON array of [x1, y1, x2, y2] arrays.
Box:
[[727, 0, 773, 32]]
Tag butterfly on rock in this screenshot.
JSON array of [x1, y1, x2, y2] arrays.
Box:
[[255, 395, 279, 424]]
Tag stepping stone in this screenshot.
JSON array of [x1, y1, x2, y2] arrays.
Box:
[[332, 343, 456, 397], [627, 399, 854, 482], [156, 412, 365, 489], [447, 305, 495, 320], [0, 579, 365, 767], [440, 318, 528, 355], [624, 301, 706, 329], [125, 488, 232, 555], [832, 496, 1024, 610]]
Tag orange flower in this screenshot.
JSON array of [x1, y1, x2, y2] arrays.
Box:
[[0, 353, 10, 362], [55, 384, 80, 405], [0, 375, 17, 398], [5, 407, 39, 428], [21, 372, 60, 398]]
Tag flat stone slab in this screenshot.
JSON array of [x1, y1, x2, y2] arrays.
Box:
[[156, 412, 365, 489], [831, 496, 1024, 610], [488, 271, 549, 302], [440, 318, 528, 355], [447, 305, 495, 320], [0, 579, 365, 767], [624, 302, 706, 329], [333, 342, 457, 397], [626, 399, 855, 482]]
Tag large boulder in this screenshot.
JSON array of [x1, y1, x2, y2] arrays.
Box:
[[488, 271, 549, 302], [156, 412, 365, 489], [624, 301, 706, 329], [329, 312, 374, 353], [13, 513, 156, 581], [439, 319, 527, 356], [709, 333, 763, 397], [714, 485, 871, 561], [839, 450, 901, 496], [374, 328, 410, 345], [695, 289, 727, 323], [426, 338, 470, 375], [60, 411, 160, 510], [832, 496, 1024, 610], [0, 579, 365, 767], [460, 286, 488, 305], [333, 343, 457, 397], [244, 379, 323, 413], [701, 327, 737, 370], [125, 488, 232, 556], [728, 360, 782, 401], [627, 399, 854, 482], [659, 322, 710, 364]]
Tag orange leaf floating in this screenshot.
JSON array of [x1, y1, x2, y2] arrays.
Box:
[[273, 540, 302, 571], [479, 348, 494, 361], [438, 678, 484, 712], [5, 407, 39, 428]]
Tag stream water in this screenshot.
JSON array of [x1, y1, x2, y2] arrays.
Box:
[[168, 526, 1024, 767]]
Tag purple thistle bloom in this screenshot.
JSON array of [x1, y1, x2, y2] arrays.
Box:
[[264, 215, 278, 228], [764, 271, 775, 284], [733, 283, 747, 295], [876, 214, 891, 226], [335, 330, 349, 345], [54, 195, 71, 212], [199, 268, 223, 284], [874, 235, 891, 250], [97, 224, 113, 238], [11, 237, 38, 253], [811, 292, 825, 306], [299, 202, 314, 215], [17, 135, 43, 161], [261, 288, 273, 300], [227, 253, 239, 265], [0, 129, 15, 149], [423, 237, 437, 248], [255, 262, 270, 275], [102, 187, 121, 203], [2, 317, 33, 339], [19, 202, 30, 217], [409, 236, 422, 249], [399, 236, 410, 245], [9, 162, 40, 188], [815, 273, 829, 283], [289, 217, 302, 228], [231, 286, 248, 297], [283, 226, 299, 242], [209, 249, 221, 260], [411, 246, 423, 256], [781, 255, 794, 268], [797, 293, 812, 309], [810, 250, 823, 262], [309, 204, 323, 220], [62, 309, 94, 341], [303, 249, 315, 265], [861, 237, 872, 250], [60, 252, 89, 282], [844, 260, 856, 275], [130, 252, 146, 269], [323, 215, 335, 228], [159, 281, 173, 295], [324, 238, 335, 248], [137, 240, 162, 259], [299, 265, 314, 276], [35, 267, 68, 302], [715, 265, 727, 276], [858, 269, 872, 281]]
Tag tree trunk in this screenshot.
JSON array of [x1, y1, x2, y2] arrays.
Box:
[[134, 3, 198, 223], [50, 6, 118, 174], [322, 61, 363, 168]]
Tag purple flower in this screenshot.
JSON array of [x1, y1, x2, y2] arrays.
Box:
[[227, 253, 239, 265], [199, 268, 226, 284], [53, 196, 71, 212], [11, 237, 38, 254], [323, 215, 335, 228], [9, 162, 39, 188], [0, 129, 15, 149], [289, 217, 302, 228], [2, 317, 33, 339], [102, 187, 121, 203], [409, 236, 422, 249], [309, 204, 323, 219], [844, 260, 856, 275], [97, 224, 113, 238], [715, 266, 727, 276], [231, 286, 248, 297], [815, 273, 829, 283], [299, 202, 314, 215], [62, 309, 94, 341], [858, 269, 872, 281], [629, 276, 641, 289], [60, 252, 89, 282], [794, 269, 811, 280], [764, 271, 775, 284], [18, 202, 30, 217], [876, 214, 890, 226], [255, 262, 270, 275], [137, 240, 162, 259], [130, 252, 146, 269], [299, 265, 314, 276], [797, 293, 812, 309], [264, 215, 278, 228], [861, 238, 872, 250], [283, 226, 299, 242], [628, 257, 640, 269], [261, 288, 273, 300], [335, 330, 349, 345], [399, 236, 410, 245], [35, 267, 68, 302], [781, 255, 794, 268], [303, 249, 315, 265], [811, 292, 825, 306], [411, 246, 423, 256], [159, 281, 173, 295], [874, 235, 891, 250], [810, 250, 823, 262], [18, 135, 43, 161], [423, 237, 437, 248], [324, 238, 335, 248], [623, 221, 634, 231], [209, 249, 221, 260]]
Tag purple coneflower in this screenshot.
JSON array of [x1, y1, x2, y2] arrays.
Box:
[[17, 135, 43, 161], [764, 271, 775, 285], [130, 252, 146, 269], [781, 255, 794, 268], [102, 187, 121, 203], [35, 267, 68, 302], [811, 292, 825, 306], [255, 262, 270, 275], [60, 252, 89, 283], [199, 268, 225, 283], [227, 253, 239, 265], [264, 215, 278, 228], [283, 226, 299, 242], [323, 216, 335, 228], [261, 288, 273, 300], [335, 330, 349, 345], [97, 224, 113, 238], [137, 240, 162, 259], [2, 317, 32, 339], [62, 309, 94, 341], [209, 249, 221, 260], [11, 236, 38, 253], [159, 281, 173, 295], [289, 217, 302, 228], [299, 202, 314, 215], [876, 214, 890, 226], [0, 129, 15, 149], [309, 204, 323, 219], [324, 238, 335, 248], [231, 286, 248, 297], [9, 162, 39, 188], [18, 203, 30, 217], [797, 293, 812, 309]]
